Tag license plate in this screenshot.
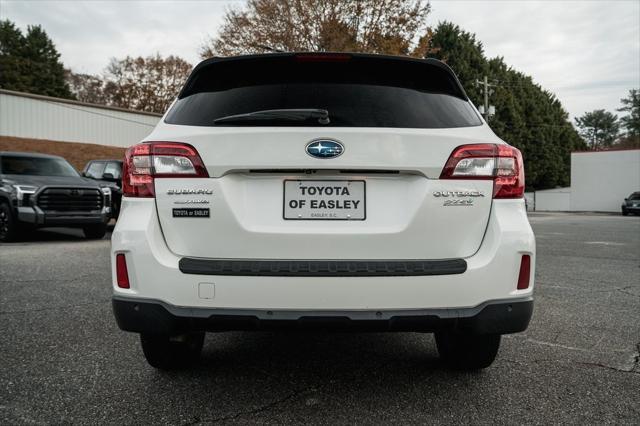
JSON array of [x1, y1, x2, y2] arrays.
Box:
[[283, 180, 366, 220]]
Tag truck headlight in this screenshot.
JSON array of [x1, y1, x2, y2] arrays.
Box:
[[12, 185, 38, 205], [100, 187, 112, 213]]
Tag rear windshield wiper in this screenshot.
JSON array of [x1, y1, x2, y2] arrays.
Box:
[[213, 109, 330, 125]]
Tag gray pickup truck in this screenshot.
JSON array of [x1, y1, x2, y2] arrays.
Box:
[[0, 151, 111, 241]]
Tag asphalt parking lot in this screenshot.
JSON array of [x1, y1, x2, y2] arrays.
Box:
[[1, 213, 639, 424]]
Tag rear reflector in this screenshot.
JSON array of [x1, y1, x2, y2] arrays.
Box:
[[440, 143, 525, 198], [517, 254, 531, 290], [116, 253, 130, 289], [123, 142, 208, 197]]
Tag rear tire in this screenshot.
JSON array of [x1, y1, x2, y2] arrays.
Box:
[[83, 224, 107, 239], [0, 202, 18, 242], [435, 332, 501, 370], [140, 332, 205, 370]]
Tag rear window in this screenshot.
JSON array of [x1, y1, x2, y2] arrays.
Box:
[[165, 55, 482, 129], [104, 162, 122, 179], [85, 161, 105, 179]]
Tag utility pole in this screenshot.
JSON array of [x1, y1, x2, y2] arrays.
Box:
[[476, 76, 496, 121], [483, 75, 489, 117]]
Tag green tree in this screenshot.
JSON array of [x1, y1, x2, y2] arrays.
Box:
[[201, 0, 430, 58], [574, 110, 620, 151], [0, 20, 72, 98], [613, 89, 640, 148], [617, 89, 640, 138], [425, 22, 487, 103], [426, 22, 585, 189]]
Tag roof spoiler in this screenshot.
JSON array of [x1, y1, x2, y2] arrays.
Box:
[[178, 52, 470, 101]]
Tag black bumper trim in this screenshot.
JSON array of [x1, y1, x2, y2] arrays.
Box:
[[178, 258, 467, 277], [16, 206, 109, 226], [112, 296, 533, 334]]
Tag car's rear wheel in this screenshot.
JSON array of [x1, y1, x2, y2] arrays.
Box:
[[83, 224, 107, 239], [0, 202, 18, 242], [140, 332, 205, 370], [435, 332, 501, 370]]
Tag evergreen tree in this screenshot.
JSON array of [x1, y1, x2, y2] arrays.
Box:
[[575, 110, 620, 150], [617, 89, 640, 138], [0, 20, 73, 98]]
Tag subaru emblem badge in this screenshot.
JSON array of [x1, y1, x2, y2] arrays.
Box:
[[305, 139, 344, 159]]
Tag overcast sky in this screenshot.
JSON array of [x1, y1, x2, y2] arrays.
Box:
[[1, 0, 639, 120]]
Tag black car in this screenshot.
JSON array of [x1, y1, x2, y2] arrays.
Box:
[[0, 152, 111, 242], [622, 191, 640, 216], [82, 159, 122, 218]]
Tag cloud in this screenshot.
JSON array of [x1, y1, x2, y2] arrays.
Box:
[[428, 0, 640, 118], [1, 0, 238, 73], [2, 0, 638, 119]]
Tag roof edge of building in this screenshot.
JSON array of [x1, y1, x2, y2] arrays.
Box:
[[0, 89, 163, 118], [572, 148, 640, 154]]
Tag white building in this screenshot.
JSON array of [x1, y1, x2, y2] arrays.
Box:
[[530, 149, 640, 212], [0, 89, 161, 148], [571, 149, 640, 212], [529, 187, 572, 212]]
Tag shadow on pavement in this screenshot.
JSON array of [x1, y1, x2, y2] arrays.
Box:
[[2, 226, 113, 243], [185, 332, 448, 377]]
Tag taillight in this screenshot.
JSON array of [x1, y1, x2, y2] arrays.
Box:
[[440, 143, 525, 199], [116, 253, 130, 289], [517, 254, 531, 290], [123, 142, 208, 197]]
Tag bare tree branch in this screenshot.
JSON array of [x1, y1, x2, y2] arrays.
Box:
[[201, 0, 430, 58]]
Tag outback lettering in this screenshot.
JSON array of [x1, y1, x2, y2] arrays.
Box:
[[433, 190, 485, 197]]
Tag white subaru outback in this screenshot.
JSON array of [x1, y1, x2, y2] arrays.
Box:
[[111, 53, 535, 370]]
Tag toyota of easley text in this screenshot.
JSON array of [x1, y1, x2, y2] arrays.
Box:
[[111, 53, 535, 370]]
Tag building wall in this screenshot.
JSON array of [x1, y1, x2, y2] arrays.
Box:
[[524, 192, 535, 211], [571, 150, 640, 212], [534, 187, 572, 211], [0, 90, 161, 148]]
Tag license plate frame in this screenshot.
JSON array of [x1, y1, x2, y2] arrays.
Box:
[[283, 179, 366, 221]]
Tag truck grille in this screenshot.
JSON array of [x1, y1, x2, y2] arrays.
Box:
[[37, 188, 103, 212]]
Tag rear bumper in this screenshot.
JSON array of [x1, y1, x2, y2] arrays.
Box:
[[112, 295, 533, 334], [111, 198, 535, 311]]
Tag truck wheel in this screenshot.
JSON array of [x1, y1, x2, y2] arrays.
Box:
[[83, 224, 107, 239], [435, 332, 501, 370], [0, 202, 18, 242], [140, 333, 205, 370]]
